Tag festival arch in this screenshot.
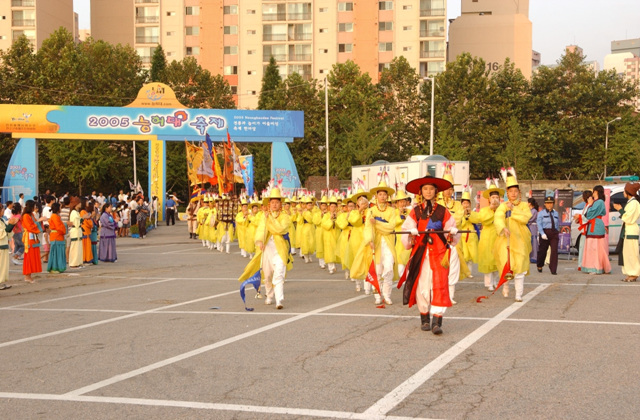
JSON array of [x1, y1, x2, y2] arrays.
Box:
[[0, 83, 304, 220]]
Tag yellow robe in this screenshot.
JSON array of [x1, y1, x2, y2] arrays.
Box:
[[205, 208, 217, 242], [350, 205, 398, 280], [469, 206, 498, 273], [336, 211, 352, 270], [196, 206, 209, 237], [235, 211, 247, 251], [347, 210, 365, 271], [300, 210, 315, 255], [621, 198, 640, 277], [245, 211, 259, 254], [238, 211, 293, 282], [394, 208, 411, 266], [285, 209, 296, 248], [494, 201, 532, 275], [313, 208, 324, 259], [321, 212, 340, 264], [459, 211, 479, 264]]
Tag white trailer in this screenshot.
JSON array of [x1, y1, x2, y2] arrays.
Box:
[[351, 155, 470, 195]]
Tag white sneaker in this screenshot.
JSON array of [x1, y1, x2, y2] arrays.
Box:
[[345, 271, 350, 280], [320, 265, 327, 269], [276, 302, 283, 310], [384, 298, 392, 305], [451, 299, 457, 305], [488, 286, 495, 291], [265, 298, 273, 305], [328, 268, 335, 274], [364, 290, 371, 296], [374, 295, 382, 305], [11, 258, 22, 265], [502, 287, 509, 298], [515, 297, 523, 302], [356, 284, 361, 292]]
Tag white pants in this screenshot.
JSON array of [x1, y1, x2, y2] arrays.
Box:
[[319, 258, 326, 268], [262, 238, 286, 303], [448, 247, 460, 286], [415, 250, 446, 316], [376, 240, 395, 301], [502, 272, 525, 299], [484, 271, 499, 288]]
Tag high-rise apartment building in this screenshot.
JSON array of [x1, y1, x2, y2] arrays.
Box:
[[91, 0, 447, 109], [605, 38, 640, 112], [0, 0, 75, 51], [448, 0, 532, 79]]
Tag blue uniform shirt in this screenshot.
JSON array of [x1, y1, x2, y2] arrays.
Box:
[[537, 208, 559, 231]]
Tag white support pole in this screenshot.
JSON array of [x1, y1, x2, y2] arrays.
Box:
[[325, 77, 330, 190]]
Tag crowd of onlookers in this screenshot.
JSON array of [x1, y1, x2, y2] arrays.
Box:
[[0, 189, 159, 289]]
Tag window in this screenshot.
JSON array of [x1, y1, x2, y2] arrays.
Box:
[[166, 11, 176, 16], [403, 25, 412, 31], [0, 35, 5, 40], [338, 23, 353, 32], [247, 49, 256, 55], [223, 5, 238, 14], [166, 51, 174, 57], [247, 9, 256, 14], [224, 26, 238, 35], [224, 66, 238, 75], [166, 31, 175, 36], [403, 46, 412, 51], [338, 43, 352, 53], [379, 63, 391, 72], [186, 6, 199, 15], [247, 90, 257, 95], [379, 22, 393, 31], [231, 86, 238, 95], [403, 4, 412, 10], [379, 1, 393, 10], [319, 48, 328, 53], [248, 70, 256, 75], [186, 46, 200, 55], [185, 26, 199, 36], [319, 7, 328, 12], [379, 42, 393, 52], [338, 2, 353, 12], [247, 29, 256, 35], [224, 46, 238, 55], [319, 28, 327, 33]]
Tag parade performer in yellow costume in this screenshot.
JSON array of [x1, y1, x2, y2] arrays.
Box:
[[336, 191, 354, 280], [314, 193, 328, 269], [458, 185, 478, 276], [436, 164, 463, 304], [393, 184, 412, 278], [300, 195, 316, 263], [239, 184, 293, 310], [283, 197, 297, 256], [321, 192, 341, 274], [494, 168, 532, 302], [469, 178, 503, 291], [348, 185, 371, 291], [351, 174, 397, 305], [205, 195, 218, 250], [216, 195, 235, 254], [196, 196, 211, 248], [235, 195, 249, 257], [244, 196, 261, 259]]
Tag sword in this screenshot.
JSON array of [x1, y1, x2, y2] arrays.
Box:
[[394, 230, 474, 234]]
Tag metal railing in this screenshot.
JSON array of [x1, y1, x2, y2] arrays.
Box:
[[420, 8, 445, 17], [263, 54, 287, 62], [420, 30, 444, 37], [263, 13, 286, 21], [140, 56, 152, 63], [288, 12, 311, 20], [136, 36, 159, 43], [11, 0, 35, 7], [289, 33, 312, 41], [420, 50, 445, 58], [12, 19, 35, 27], [135, 0, 159, 3], [135, 15, 160, 24], [263, 33, 287, 41], [289, 54, 312, 61]]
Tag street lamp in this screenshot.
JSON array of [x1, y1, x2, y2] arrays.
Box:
[[423, 77, 435, 156], [604, 117, 622, 179]]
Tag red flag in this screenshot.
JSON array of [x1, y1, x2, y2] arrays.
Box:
[[366, 259, 381, 295], [477, 246, 512, 303]]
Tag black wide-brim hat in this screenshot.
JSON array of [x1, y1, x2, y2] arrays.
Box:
[[406, 176, 452, 195]]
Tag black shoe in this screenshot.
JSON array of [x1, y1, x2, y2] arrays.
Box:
[[431, 315, 443, 335], [420, 313, 431, 331], [537, 267, 543, 273], [551, 272, 557, 275]]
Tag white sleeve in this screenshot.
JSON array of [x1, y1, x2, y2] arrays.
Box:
[[401, 215, 417, 250]]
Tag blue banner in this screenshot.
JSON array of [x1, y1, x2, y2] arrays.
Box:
[[2, 138, 37, 204], [271, 143, 301, 190], [240, 155, 254, 197]]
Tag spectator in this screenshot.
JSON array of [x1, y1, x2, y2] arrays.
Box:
[[136, 197, 149, 239], [80, 200, 94, 264], [165, 195, 177, 226], [60, 197, 71, 263], [528, 198, 539, 264], [0, 207, 20, 290], [41, 195, 55, 264], [118, 190, 127, 203], [10, 203, 24, 265], [47, 202, 67, 274], [3, 201, 13, 220], [18, 193, 25, 207], [68, 197, 84, 269], [579, 185, 610, 275], [99, 203, 118, 262], [22, 200, 44, 283]]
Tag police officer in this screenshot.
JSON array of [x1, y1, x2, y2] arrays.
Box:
[[536, 196, 560, 275]]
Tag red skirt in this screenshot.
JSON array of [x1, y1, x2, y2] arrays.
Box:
[[23, 242, 42, 275]]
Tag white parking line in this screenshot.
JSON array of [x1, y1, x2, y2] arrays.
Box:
[[363, 283, 550, 418], [65, 295, 368, 397], [0, 392, 440, 420], [0, 278, 178, 310], [0, 289, 237, 349]]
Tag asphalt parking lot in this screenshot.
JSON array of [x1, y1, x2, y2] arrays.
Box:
[[0, 224, 638, 419]]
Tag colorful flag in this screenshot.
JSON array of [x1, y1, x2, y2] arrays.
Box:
[[239, 270, 262, 311], [366, 258, 385, 309], [185, 141, 204, 186], [222, 132, 235, 193], [239, 155, 254, 196], [198, 140, 214, 179]]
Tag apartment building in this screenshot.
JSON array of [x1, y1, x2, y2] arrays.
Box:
[[605, 38, 640, 112], [0, 0, 75, 51], [92, 0, 447, 109], [448, 0, 532, 79]]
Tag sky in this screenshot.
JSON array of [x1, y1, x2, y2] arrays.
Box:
[[73, 0, 640, 67]]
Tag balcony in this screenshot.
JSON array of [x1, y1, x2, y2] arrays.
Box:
[[136, 36, 159, 44], [420, 50, 445, 58], [288, 13, 311, 20], [135, 15, 160, 24], [420, 8, 445, 17], [289, 33, 312, 41], [263, 33, 287, 41], [135, 0, 159, 3], [13, 19, 35, 27], [420, 30, 444, 38], [11, 0, 35, 6], [289, 54, 312, 62], [140, 56, 152, 64], [263, 54, 287, 62], [263, 13, 286, 21]]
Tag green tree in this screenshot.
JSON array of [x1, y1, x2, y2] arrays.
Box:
[[149, 45, 168, 83], [603, 112, 640, 177], [258, 56, 283, 110], [164, 56, 235, 109]]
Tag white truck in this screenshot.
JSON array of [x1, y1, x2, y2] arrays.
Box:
[[351, 155, 470, 194]]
